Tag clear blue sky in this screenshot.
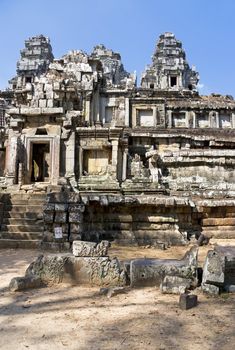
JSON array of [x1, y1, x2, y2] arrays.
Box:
[[0, 0, 235, 96]]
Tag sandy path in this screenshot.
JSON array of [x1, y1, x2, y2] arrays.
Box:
[[0, 245, 235, 350]]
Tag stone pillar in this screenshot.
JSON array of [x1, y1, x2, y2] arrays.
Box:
[[65, 131, 75, 179], [5, 135, 18, 185], [85, 99, 90, 124], [125, 98, 130, 126], [111, 140, 119, 178], [167, 110, 172, 128], [216, 112, 219, 128], [122, 147, 128, 181], [192, 111, 196, 128], [209, 111, 217, 128], [51, 135, 60, 185], [101, 97, 106, 125], [232, 113, 235, 129], [94, 91, 100, 124], [153, 107, 157, 126], [78, 146, 83, 177]]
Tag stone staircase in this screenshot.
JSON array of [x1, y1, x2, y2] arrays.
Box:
[[0, 193, 46, 249]]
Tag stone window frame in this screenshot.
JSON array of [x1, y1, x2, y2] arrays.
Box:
[[132, 105, 157, 127], [172, 111, 186, 128]]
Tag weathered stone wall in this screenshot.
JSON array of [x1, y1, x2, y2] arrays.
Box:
[[42, 192, 84, 249], [197, 200, 235, 240]]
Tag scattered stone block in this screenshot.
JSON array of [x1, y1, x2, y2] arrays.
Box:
[[130, 246, 198, 288], [201, 283, 220, 295], [9, 276, 42, 291], [202, 245, 235, 295], [72, 240, 110, 257], [21, 254, 126, 287], [160, 276, 192, 294], [179, 294, 197, 310]]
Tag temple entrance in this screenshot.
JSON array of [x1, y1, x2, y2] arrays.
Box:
[[31, 142, 50, 182]]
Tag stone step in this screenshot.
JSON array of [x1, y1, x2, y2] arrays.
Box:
[[0, 239, 41, 249], [1, 224, 44, 233], [4, 205, 43, 213], [3, 211, 42, 219], [202, 230, 235, 239], [4, 199, 45, 205], [2, 218, 43, 225], [0, 231, 43, 240], [202, 225, 235, 231]]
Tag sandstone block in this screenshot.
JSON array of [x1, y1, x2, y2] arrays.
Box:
[[72, 240, 110, 257], [201, 283, 220, 295], [160, 276, 192, 294], [179, 294, 197, 310], [130, 246, 198, 288], [43, 212, 54, 223], [55, 203, 68, 211], [69, 212, 83, 223], [9, 276, 42, 291], [54, 212, 67, 223], [24, 254, 126, 287]]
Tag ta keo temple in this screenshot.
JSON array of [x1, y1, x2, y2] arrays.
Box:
[[1, 32, 235, 250]]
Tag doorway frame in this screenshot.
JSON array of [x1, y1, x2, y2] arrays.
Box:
[[25, 135, 60, 185]]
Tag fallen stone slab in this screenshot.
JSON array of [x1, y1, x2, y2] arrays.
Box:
[[9, 276, 43, 292], [72, 240, 110, 257], [130, 245, 198, 288], [160, 276, 192, 294], [179, 294, 198, 310], [202, 245, 235, 295], [23, 254, 126, 287]]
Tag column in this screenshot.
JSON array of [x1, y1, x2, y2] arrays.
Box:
[[111, 140, 119, 179], [65, 131, 75, 179], [79, 146, 83, 177], [125, 98, 130, 126], [232, 113, 235, 129], [51, 135, 60, 185], [85, 99, 90, 123], [216, 112, 219, 128], [167, 110, 172, 128], [122, 147, 128, 182], [5, 135, 18, 185]]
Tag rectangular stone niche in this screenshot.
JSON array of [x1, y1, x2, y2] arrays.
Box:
[[83, 149, 111, 175]]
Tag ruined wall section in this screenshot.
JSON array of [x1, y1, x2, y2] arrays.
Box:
[[91, 44, 136, 90]]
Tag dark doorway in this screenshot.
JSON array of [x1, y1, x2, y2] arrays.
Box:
[[31, 143, 50, 182], [170, 76, 177, 87]]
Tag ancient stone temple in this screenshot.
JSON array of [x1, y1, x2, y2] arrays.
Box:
[[0, 32, 235, 249]]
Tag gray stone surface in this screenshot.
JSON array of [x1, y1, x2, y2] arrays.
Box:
[[9, 276, 42, 291], [130, 246, 198, 287], [202, 250, 225, 286], [202, 245, 235, 294], [179, 294, 198, 310], [201, 283, 220, 295], [23, 253, 126, 287], [160, 276, 192, 294], [72, 240, 110, 257]]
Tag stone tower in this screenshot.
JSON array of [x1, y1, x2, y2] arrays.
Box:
[[141, 32, 199, 90], [9, 35, 54, 89]]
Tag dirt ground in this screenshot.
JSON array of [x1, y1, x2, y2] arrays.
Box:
[[0, 242, 235, 350]]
